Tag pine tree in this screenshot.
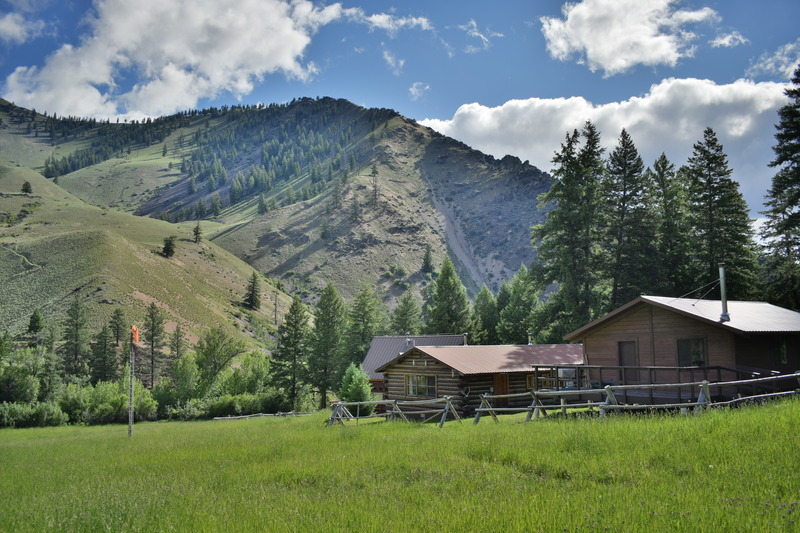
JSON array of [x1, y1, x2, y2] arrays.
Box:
[[27, 309, 45, 336], [21, 181, 32, 194], [602, 129, 658, 308], [272, 297, 310, 410], [170, 324, 186, 359], [162, 236, 176, 258], [650, 154, 693, 296], [109, 308, 125, 346], [531, 121, 606, 340], [426, 257, 470, 335], [257, 193, 268, 215], [343, 287, 387, 367], [193, 222, 202, 244], [90, 324, 117, 384], [761, 64, 800, 310], [685, 128, 759, 299], [142, 302, 166, 388], [471, 284, 499, 345], [338, 363, 374, 415], [244, 271, 261, 310], [390, 289, 423, 336], [497, 265, 538, 344], [308, 283, 346, 408], [62, 296, 90, 379], [421, 244, 434, 274]]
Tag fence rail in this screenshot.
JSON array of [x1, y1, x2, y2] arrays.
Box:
[[328, 397, 462, 428], [473, 371, 800, 423]]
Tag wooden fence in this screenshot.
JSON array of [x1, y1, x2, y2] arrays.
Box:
[[328, 397, 462, 428], [473, 371, 800, 424]]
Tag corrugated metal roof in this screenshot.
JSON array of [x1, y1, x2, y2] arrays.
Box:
[[362, 335, 465, 380], [376, 344, 585, 375], [564, 296, 800, 340]]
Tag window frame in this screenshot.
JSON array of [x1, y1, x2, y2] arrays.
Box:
[[405, 374, 437, 397], [677, 337, 707, 367]]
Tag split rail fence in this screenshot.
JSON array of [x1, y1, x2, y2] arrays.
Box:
[[473, 371, 800, 424], [328, 397, 462, 428]]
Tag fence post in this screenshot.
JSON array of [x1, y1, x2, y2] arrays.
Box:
[[600, 385, 618, 419], [560, 397, 567, 415], [439, 397, 451, 428], [694, 380, 711, 415], [524, 392, 536, 423]]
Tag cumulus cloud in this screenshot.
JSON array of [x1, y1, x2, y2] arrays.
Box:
[[420, 78, 787, 212], [0, 11, 44, 44], [2, 0, 433, 119], [409, 81, 430, 101], [746, 38, 800, 80], [540, 0, 718, 76], [709, 31, 749, 48]]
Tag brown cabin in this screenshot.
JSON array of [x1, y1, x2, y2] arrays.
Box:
[[376, 344, 584, 416], [563, 296, 800, 384], [362, 335, 466, 395]]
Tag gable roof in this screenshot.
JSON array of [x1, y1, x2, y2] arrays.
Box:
[[564, 295, 800, 341], [362, 335, 465, 380], [376, 344, 585, 375]]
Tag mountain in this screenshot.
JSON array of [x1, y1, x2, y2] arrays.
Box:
[[0, 97, 551, 332]]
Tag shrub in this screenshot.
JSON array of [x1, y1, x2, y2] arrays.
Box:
[[338, 363, 374, 416], [0, 402, 68, 428], [58, 383, 89, 424]]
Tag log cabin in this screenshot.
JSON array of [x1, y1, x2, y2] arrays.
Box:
[[362, 335, 466, 395], [563, 296, 800, 384], [376, 344, 584, 416]]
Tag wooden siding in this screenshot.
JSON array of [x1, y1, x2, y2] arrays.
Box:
[[583, 303, 737, 371], [734, 333, 800, 373]]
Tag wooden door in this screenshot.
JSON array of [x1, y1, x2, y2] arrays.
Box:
[[493, 374, 509, 407], [618, 341, 640, 383]]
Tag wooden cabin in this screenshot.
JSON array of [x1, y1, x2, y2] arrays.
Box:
[[376, 344, 584, 416], [563, 296, 800, 385], [362, 335, 466, 395]]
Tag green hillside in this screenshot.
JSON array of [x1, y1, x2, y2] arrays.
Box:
[[0, 166, 291, 342]]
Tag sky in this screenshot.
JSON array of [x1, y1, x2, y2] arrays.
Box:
[[1, 0, 799, 214]]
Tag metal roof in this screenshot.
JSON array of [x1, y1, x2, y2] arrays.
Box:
[[376, 344, 585, 375], [362, 335, 465, 380], [564, 296, 800, 340]]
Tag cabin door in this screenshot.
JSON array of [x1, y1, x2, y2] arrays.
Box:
[[618, 340, 640, 384], [493, 374, 509, 407]]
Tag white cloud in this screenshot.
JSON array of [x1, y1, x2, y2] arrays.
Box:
[[2, 0, 346, 118], [709, 31, 749, 48], [458, 19, 502, 54], [746, 38, 800, 80], [345, 8, 433, 36], [420, 78, 788, 213], [540, 0, 718, 76], [409, 81, 430, 101], [382, 49, 405, 76], [0, 11, 44, 44]]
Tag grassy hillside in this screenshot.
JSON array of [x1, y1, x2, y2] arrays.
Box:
[[1, 400, 798, 531], [0, 166, 291, 343]]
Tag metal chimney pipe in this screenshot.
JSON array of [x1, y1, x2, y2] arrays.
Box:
[[719, 263, 730, 322]]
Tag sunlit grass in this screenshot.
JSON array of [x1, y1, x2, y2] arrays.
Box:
[[1, 400, 798, 531]]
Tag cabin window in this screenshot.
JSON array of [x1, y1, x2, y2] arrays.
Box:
[[406, 374, 436, 397], [526, 371, 555, 390], [677, 338, 706, 366]]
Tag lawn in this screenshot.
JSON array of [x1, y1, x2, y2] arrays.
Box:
[[1, 400, 798, 532]]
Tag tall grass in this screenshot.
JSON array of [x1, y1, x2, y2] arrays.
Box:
[[1, 400, 798, 531]]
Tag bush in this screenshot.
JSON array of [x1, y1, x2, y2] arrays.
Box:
[[0, 402, 68, 428], [166, 399, 205, 421], [58, 383, 89, 424], [338, 363, 375, 416]]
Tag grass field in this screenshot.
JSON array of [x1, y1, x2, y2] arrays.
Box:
[[1, 400, 798, 532]]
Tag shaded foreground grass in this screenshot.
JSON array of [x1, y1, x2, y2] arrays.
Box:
[[1, 400, 798, 532]]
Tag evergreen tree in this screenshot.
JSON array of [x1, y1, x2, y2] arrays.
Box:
[[602, 129, 658, 308], [21, 181, 33, 194], [257, 193, 268, 215], [162, 235, 176, 258], [497, 265, 538, 344], [495, 280, 512, 317], [308, 283, 346, 408], [426, 257, 470, 335], [650, 154, 693, 296], [685, 128, 759, 299], [761, 64, 800, 310], [343, 287, 387, 367], [62, 297, 90, 379], [142, 302, 166, 388], [90, 324, 117, 384], [244, 271, 261, 310], [170, 324, 186, 359], [193, 222, 202, 244], [421, 244, 434, 274], [338, 363, 374, 415], [109, 308, 125, 346], [27, 309, 45, 336], [531, 122, 607, 341], [471, 284, 499, 345], [390, 289, 422, 336], [272, 297, 310, 410]]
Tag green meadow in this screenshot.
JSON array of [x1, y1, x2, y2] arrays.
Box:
[[1, 400, 798, 532]]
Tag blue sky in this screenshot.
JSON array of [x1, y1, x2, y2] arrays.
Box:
[[1, 0, 799, 213]]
